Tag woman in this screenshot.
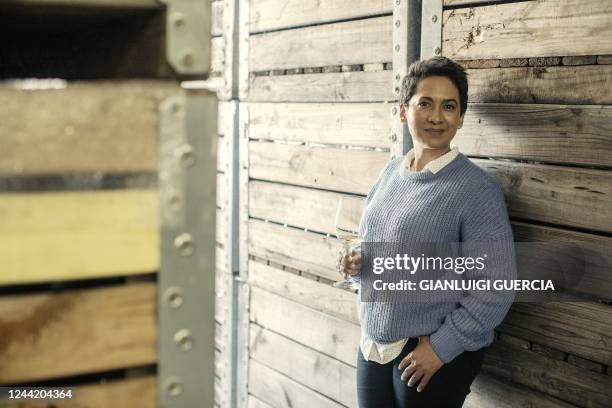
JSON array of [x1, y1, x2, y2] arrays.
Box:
[[339, 57, 516, 407]]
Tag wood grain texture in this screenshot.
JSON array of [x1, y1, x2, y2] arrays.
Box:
[[474, 158, 612, 233], [0, 376, 157, 408], [211, 0, 223, 36], [499, 302, 612, 366], [0, 283, 157, 384], [0, 81, 179, 176], [468, 65, 612, 105], [211, 36, 225, 74], [248, 102, 391, 148], [248, 70, 394, 102], [248, 394, 275, 408], [250, 16, 391, 72], [250, 324, 357, 407], [465, 372, 577, 408], [249, 220, 340, 281], [250, 287, 360, 367], [443, 0, 612, 60], [483, 340, 612, 407], [0, 189, 159, 285], [249, 359, 343, 408], [249, 260, 358, 324], [249, 141, 388, 195], [250, 0, 391, 32], [457, 103, 612, 167]]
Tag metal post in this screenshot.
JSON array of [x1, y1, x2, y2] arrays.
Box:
[[158, 90, 218, 408], [391, 0, 422, 158], [420, 0, 443, 60]]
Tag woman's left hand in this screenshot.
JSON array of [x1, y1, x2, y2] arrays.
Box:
[[398, 335, 444, 392]]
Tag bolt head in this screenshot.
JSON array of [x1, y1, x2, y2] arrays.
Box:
[[395, 20, 400, 28], [392, 107, 398, 115], [434, 47, 442, 55], [391, 133, 397, 142], [431, 14, 438, 23], [164, 377, 183, 398], [394, 44, 400, 52], [174, 233, 194, 256]]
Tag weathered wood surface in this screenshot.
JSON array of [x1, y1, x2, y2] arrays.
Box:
[[0, 81, 179, 176], [0, 376, 157, 408], [211, 36, 225, 74], [458, 103, 612, 167], [249, 0, 391, 32], [249, 220, 339, 281], [468, 65, 612, 105], [248, 102, 391, 148], [0, 189, 158, 285], [211, 0, 223, 36], [250, 324, 357, 407], [474, 158, 612, 233], [3, 0, 159, 7], [445, 0, 536, 5], [443, 0, 612, 60], [465, 372, 577, 408], [249, 359, 344, 408], [483, 341, 612, 408], [249, 141, 387, 195], [248, 394, 275, 408], [249, 65, 612, 105], [249, 261, 358, 323], [250, 143, 612, 232], [500, 302, 612, 366], [250, 287, 360, 367], [248, 102, 612, 167], [250, 16, 391, 72], [0, 282, 157, 384], [248, 70, 393, 102]]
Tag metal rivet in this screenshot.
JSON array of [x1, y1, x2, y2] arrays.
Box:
[[392, 107, 398, 115], [171, 101, 183, 116], [395, 74, 400, 81], [164, 287, 184, 308], [174, 329, 194, 351], [174, 233, 194, 256], [394, 87, 400, 94], [391, 133, 397, 142], [394, 44, 400, 52], [164, 377, 183, 397], [395, 0, 401, 4], [431, 14, 438, 23], [391, 155, 396, 160], [395, 20, 400, 28], [171, 12, 186, 28], [168, 192, 182, 211], [434, 47, 442, 55], [176, 144, 196, 167], [180, 49, 194, 67]]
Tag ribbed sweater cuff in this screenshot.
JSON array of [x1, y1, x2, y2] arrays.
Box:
[[430, 323, 464, 364]]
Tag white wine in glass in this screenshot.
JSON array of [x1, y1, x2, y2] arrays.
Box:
[[334, 196, 361, 290]]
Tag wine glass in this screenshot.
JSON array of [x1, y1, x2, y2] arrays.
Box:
[[333, 196, 361, 290]]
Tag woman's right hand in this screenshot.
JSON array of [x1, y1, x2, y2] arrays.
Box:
[[336, 247, 362, 278]]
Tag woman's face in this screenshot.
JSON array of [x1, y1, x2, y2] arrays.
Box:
[[400, 75, 464, 150]]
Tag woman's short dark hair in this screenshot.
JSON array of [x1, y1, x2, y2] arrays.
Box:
[[400, 57, 468, 116]]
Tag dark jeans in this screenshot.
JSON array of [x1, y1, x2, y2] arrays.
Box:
[[357, 338, 485, 408]]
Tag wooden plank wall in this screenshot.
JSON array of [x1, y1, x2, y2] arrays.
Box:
[[207, 0, 612, 407], [0, 3, 182, 405]]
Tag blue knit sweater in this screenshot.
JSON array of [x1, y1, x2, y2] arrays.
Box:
[[357, 153, 516, 363]]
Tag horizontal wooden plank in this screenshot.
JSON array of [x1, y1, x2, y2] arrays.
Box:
[[0, 189, 159, 285], [483, 340, 611, 407], [465, 372, 577, 408], [0, 376, 158, 408], [474, 158, 612, 233], [249, 261, 358, 324], [250, 0, 391, 32], [0, 81, 179, 176], [469, 65, 612, 105], [249, 141, 387, 195], [249, 220, 339, 281], [443, 0, 612, 60], [250, 287, 360, 367], [457, 103, 612, 167], [250, 143, 612, 232], [249, 359, 344, 408], [445, 0, 535, 5], [0, 282, 157, 384], [249, 65, 612, 105], [250, 324, 357, 407], [500, 302, 612, 366], [248, 70, 393, 102], [248, 102, 391, 148], [211, 0, 223, 37], [250, 16, 391, 72]]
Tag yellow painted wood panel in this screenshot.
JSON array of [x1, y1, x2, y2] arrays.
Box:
[[0, 189, 159, 285]]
